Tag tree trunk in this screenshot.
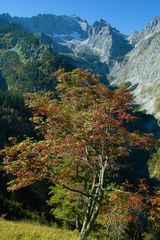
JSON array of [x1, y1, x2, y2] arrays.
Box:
[[78, 228, 91, 240], [77, 193, 101, 240], [78, 161, 107, 240], [76, 214, 81, 231], [78, 210, 99, 240]]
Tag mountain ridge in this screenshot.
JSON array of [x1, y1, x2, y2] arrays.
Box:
[[0, 13, 160, 120], [0, 13, 132, 79]]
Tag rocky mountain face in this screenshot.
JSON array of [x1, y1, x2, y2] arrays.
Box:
[[110, 17, 160, 120], [0, 14, 132, 80], [68, 19, 132, 71], [128, 16, 160, 46]]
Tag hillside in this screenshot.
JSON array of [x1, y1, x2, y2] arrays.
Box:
[[0, 19, 73, 92]]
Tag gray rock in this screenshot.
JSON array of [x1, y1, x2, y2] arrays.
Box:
[[110, 28, 160, 120]]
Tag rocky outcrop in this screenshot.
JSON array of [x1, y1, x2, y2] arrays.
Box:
[[72, 19, 132, 66]]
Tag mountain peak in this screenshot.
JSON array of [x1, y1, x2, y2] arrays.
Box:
[[70, 15, 87, 22], [128, 16, 160, 45], [144, 16, 160, 35], [93, 19, 110, 27], [150, 16, 160, 25], [90, 19, 112, 36], [0, 13, 11, 21]]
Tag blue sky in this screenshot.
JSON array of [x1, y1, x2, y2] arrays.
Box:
[[0, 0, 159, 34]]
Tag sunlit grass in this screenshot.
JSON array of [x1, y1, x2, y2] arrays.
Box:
[[0, 218, 79, 240]]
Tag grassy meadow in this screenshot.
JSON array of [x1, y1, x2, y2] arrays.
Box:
[[0, 219, 79, 240]]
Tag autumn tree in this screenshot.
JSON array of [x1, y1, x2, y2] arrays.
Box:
[[2, 69, 156, 240], [100, 179, 160, 239]]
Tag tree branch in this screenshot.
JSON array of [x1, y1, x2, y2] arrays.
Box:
[[56, 182, 91, 198]]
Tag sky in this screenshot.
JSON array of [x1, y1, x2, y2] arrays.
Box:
[[0, 0, 160, 34]]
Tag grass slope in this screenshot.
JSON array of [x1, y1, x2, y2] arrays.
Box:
[[0, 219, 78, 240]]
